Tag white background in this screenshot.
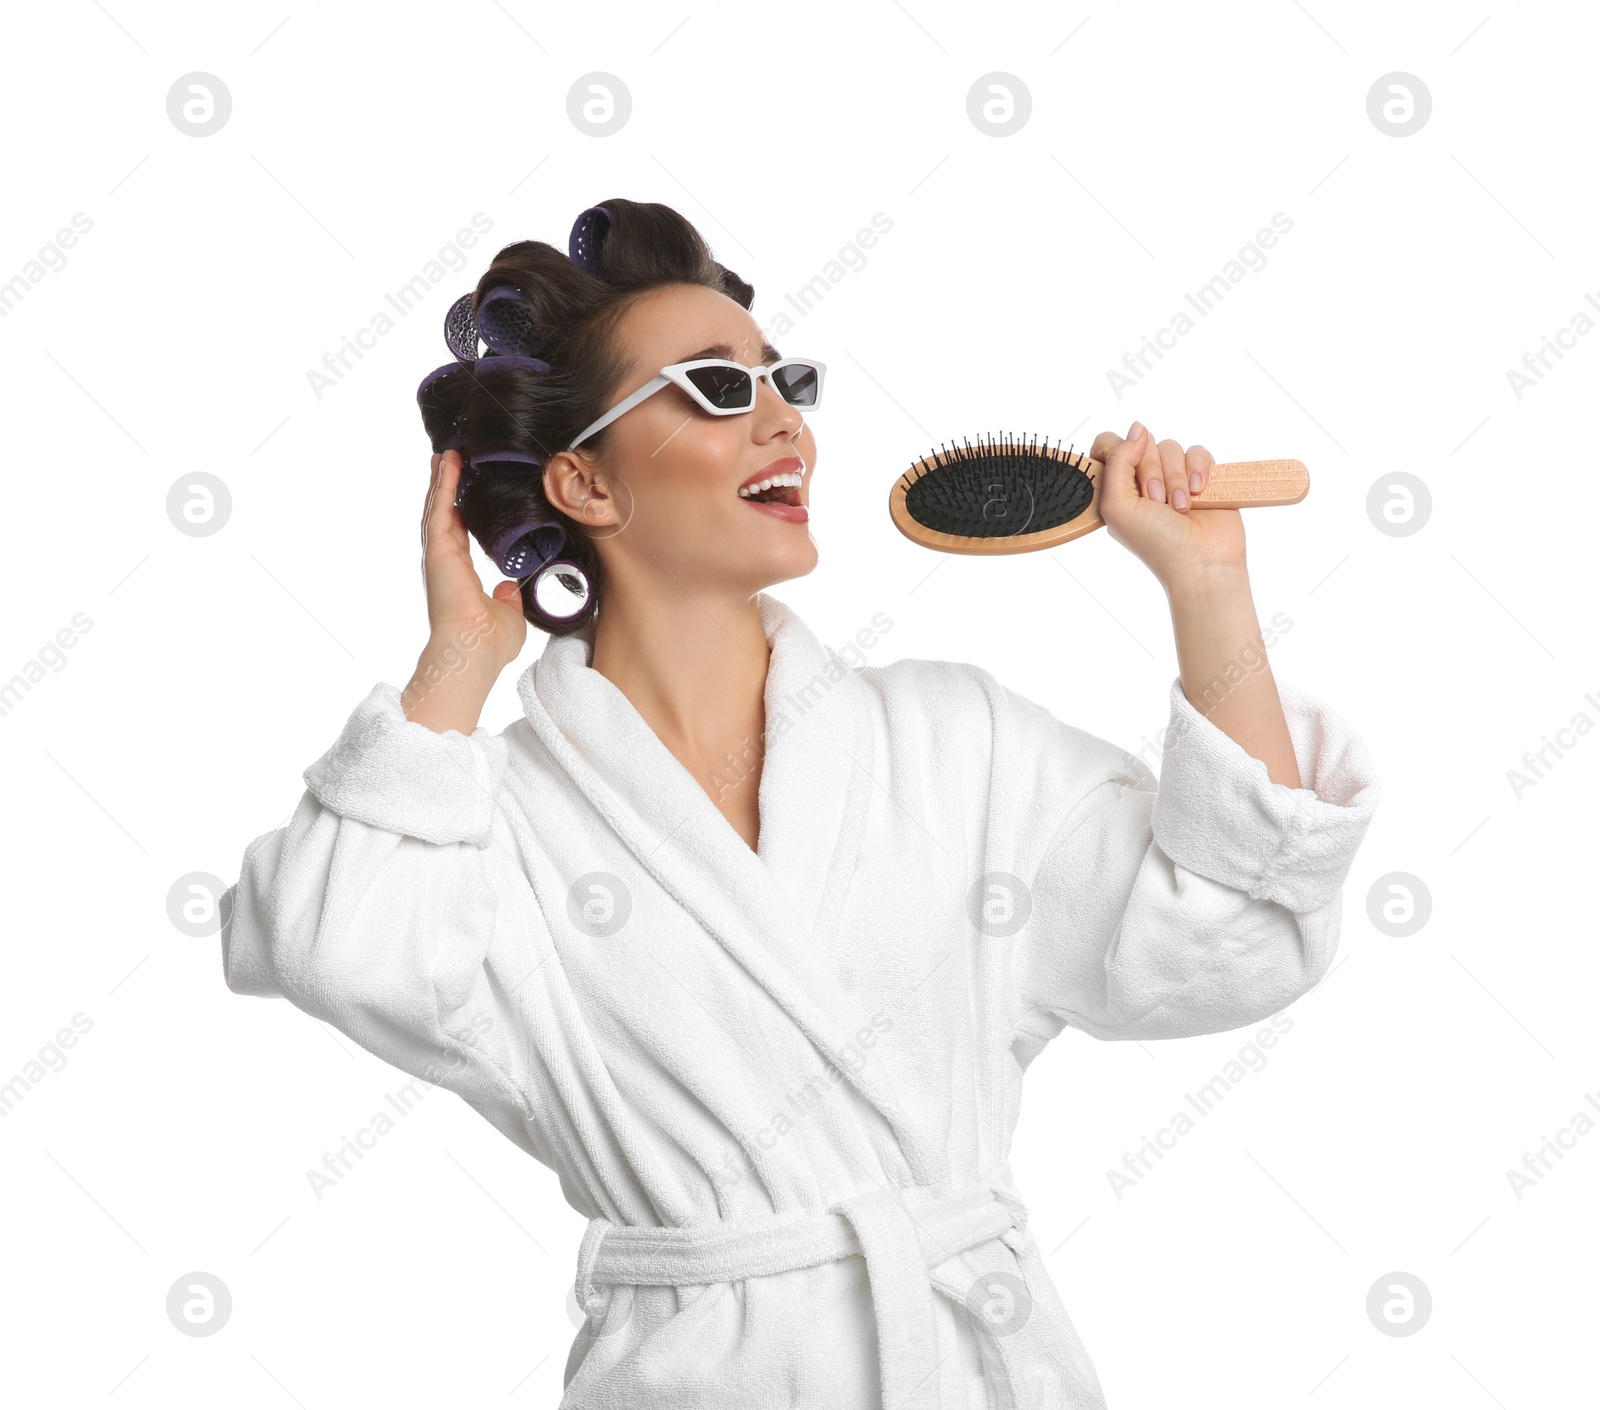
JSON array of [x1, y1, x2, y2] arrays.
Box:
[[1, 0, 1595, 1404]]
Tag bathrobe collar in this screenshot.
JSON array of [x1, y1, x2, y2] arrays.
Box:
[[517, 592, 935, 1181]]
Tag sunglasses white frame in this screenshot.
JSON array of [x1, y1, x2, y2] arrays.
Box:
[[565, 357, 826, 451]]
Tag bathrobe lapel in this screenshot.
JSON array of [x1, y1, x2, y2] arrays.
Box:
[[517, 593, 935, 1181]]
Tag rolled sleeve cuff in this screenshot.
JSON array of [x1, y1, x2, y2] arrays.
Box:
[[301, 682, 508, 847], [1151, 674, 1381, 914]]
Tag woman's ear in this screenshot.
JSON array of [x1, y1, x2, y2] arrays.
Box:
[[544, 454, 623, 532], [541, 453, 585, 518]]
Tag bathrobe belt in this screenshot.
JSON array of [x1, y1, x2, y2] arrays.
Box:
[[574, 1179, 1035, 1410]]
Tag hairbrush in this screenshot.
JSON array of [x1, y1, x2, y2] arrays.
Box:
[[888, 433, 1308, 554]]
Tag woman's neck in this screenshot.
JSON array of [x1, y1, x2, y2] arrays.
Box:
[[589, 591, 771, 760]]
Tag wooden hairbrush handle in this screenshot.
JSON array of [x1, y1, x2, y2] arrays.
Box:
[[1069, 457, 1309, 538], [1168, 458, 1309, 509]]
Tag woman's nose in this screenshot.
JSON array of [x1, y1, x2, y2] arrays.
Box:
[[755, 374, 801, 425]]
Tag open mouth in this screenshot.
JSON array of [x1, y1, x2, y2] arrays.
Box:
[[738, 473, 804, 507], [742, 484, 802, 507]]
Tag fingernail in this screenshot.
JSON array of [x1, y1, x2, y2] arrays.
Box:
[[1149, 478, 1166, 504], [1127, 420, 1143, 440], [1189, 471, 1202, 492], [1172, 487, 1188, 509]]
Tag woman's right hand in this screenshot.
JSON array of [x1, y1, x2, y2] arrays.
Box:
[[419, 449, 528, 678]]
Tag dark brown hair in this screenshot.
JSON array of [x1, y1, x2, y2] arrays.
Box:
[[416, 198, 755, 635]]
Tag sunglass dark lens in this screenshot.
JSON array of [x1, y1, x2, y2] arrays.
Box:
[[684, 365, 753, 409], [772, 363, 818, 407]]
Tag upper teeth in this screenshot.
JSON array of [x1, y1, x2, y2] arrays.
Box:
[[740, 472, 803, 497]]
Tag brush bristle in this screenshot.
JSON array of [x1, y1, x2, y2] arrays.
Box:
[[901, 432, 1096, 539]]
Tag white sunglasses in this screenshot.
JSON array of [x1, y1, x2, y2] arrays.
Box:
[[565, 357, 826, 451]]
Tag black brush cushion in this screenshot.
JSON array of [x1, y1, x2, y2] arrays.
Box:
[[906, 445, 1095, 538]]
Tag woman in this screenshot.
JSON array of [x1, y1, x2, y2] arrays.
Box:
[[222, 199, 1381, 1409]]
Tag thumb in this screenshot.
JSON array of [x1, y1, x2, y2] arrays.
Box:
[[1098, 421, 1147, 512]]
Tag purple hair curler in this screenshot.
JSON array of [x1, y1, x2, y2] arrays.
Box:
[[489, 515, 591, 623], [476, 283, 543, 358], [455, 445, 545, 508], [568, 205, 613, 275], [443, 292, 480, 362], [529, 556, 592, 621], [467, 447, 545, 473], [426, 233, 593, 559], [488, 517, 568, 578], [417, 359, 470, 402], [473, 354, 551, 374]]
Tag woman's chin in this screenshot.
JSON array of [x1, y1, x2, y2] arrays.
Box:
[[753, 541, 820, 590]]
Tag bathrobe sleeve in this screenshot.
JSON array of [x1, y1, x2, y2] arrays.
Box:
[[989, 671, 1381, 1056], [220, 681, 535, 1110]]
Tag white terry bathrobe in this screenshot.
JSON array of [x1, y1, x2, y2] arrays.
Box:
[[222, 591, 1380, 1410]]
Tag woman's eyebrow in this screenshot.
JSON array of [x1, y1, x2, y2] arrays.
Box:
[[678, 341, 782, 364]]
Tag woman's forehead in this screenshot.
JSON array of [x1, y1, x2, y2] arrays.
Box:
[[622, 286, 770, 369]]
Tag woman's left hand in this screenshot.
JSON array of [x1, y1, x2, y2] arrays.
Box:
[[1093, 421, 1248, 589]]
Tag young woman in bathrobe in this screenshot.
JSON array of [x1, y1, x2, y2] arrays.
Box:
[[222, 199, 1381, 1410]]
